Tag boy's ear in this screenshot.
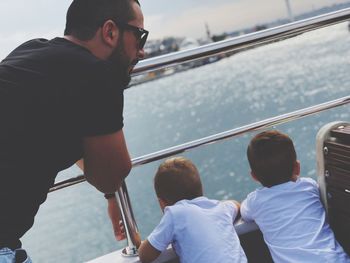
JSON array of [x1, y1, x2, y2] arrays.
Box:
[[292, 160, 300, 180], [158, 198, 168, 211], [250, 171, 259, 182]]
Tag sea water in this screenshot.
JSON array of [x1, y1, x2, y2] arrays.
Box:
[[22, 22, 350, 262]]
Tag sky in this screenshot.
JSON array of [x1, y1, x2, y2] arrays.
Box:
[[0, 0, 349, 59], [142, 0, 350, 39]]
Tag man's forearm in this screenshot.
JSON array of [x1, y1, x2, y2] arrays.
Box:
[[77, 158, 129, 193], [82, 130, 132, 193]]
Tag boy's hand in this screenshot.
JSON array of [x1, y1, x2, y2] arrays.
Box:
[[107, 196, 126, 241]]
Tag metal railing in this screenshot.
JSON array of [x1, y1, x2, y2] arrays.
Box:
[[49, 96, 350, 192], [48, 8, 350, 257], [49, 95, 350, 256], [132, 7, 350, 75]]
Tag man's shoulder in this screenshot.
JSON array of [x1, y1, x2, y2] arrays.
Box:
[[48, 38, 103, 66], [47, 38, 114, 80], [19, 38, 50, 48], [3, 37, 101, 69], [2, 38, 48, 62], [37, 38, 105, 68]]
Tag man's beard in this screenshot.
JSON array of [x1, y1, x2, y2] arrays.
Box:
[[108, 41, 138, 88]]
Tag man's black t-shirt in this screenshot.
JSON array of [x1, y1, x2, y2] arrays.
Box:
[[0, 38, 125, 248]]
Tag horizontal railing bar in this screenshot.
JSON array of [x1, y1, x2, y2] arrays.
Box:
[[50, 175, 85, 192], [131, 95, 350, 166], [50, 95, 350, 192], [131, 8, 350, 76]]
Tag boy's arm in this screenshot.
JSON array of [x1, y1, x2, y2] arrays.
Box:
[[232, 200, 241, 221], [139, 210, 174, 262], [222, 200, 241, 222], [240, 198, 254, 222], [138, 240, 161, 263]]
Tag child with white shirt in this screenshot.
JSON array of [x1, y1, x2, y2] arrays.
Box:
[[138, 156, 247, 263], [241, 130, 350, 263]]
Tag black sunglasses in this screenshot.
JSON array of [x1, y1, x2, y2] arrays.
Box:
[[111, 20, 149, 49]]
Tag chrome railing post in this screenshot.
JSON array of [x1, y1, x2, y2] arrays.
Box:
[[116, 181, 141, 257]]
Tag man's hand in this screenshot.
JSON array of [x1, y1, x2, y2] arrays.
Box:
[[107, 196, 126, 241], [132, 230, 142, 248]]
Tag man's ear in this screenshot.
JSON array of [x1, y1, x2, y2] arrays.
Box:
[[101, 20, 119, 48]]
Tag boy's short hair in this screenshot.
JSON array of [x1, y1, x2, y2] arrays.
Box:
[[154, 157, 203, 204], [247, 130, 297, 187]]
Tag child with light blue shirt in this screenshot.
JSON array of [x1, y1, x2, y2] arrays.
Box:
[[138, 157, 247, 263], [241, 130, 350, 263]]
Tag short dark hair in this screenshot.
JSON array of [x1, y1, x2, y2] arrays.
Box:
[[64, 0, 140, 40], [154, 157, 203, 204], [247, 130, 297, 187]]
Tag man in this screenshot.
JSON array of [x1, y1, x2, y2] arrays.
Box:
[[0, 0, 148, 261]]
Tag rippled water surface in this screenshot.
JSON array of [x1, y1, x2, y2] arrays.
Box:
[[22, 23, 350, 262]]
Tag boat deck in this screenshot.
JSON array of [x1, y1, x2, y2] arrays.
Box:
[[86, 247, 177, 263]]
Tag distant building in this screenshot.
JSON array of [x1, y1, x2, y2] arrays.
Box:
[[285, 0, 295, 22]]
